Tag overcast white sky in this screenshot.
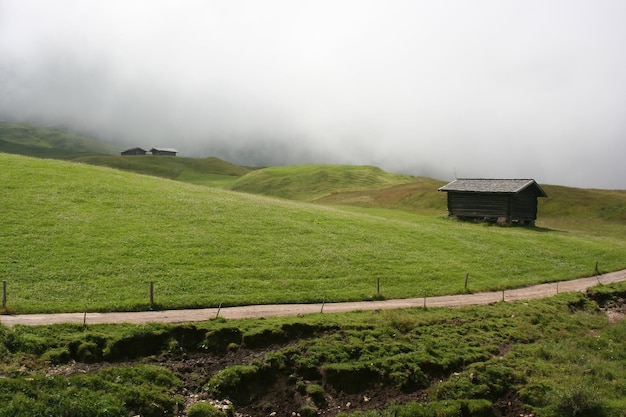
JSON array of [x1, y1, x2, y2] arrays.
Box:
[[1, 1, 625, 189]]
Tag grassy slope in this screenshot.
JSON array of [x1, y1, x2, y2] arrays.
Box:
[[226, 165, 626, 238], [537, 184, 626, 238], [227, 164, 415, 201], [6, 122, 623, 237], [0, 122, 252, 186], [74, 155, 251, 186], [314, 177, 448, 213], [0, 122, 115, 159], [2, 153, 624, 313]]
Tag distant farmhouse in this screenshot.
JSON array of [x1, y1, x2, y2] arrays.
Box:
[[149, 147, 178, 156], [121, 147, 147, 155], [121, 147, 178, 156], [438, 179, 547, 226]]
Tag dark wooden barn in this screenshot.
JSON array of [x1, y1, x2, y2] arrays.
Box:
[[150, 147, 178, 156], [438, 179, 547, 226], [121, 147, 147, 155]]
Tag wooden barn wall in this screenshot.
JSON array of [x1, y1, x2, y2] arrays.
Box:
[[447, 189, 538, 220], [447, 192, 510, 218], [510, 189, 538, 220]]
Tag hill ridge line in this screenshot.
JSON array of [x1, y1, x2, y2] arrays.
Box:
[[2, 269, 625, 327]]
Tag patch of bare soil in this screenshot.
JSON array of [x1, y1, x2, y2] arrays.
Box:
[[601, 296, 626, 323], [156, 348, 531, 417], [165, 348, 432, 417], [157, 295, 626, 417], [42, 347, 532, 417]]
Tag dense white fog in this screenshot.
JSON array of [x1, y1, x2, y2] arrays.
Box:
[[1, 1, 625, 188]]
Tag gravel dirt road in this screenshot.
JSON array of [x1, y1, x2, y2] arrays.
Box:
[[2, 269, 625, 327]]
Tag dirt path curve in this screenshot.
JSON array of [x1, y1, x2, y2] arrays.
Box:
[[2, 269, 625, 327]]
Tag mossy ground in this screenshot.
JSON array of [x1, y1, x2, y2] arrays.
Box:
[[1, 282, 625, 416]]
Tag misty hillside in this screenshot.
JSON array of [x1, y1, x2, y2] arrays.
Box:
[[2, 122, 625, 235], [539, 184, 626, 222], [313, 178, 448, 213], [314, 181, 626, 222], [0, 122, 115, 159], [227, 164, 415, 201], [75, 154, 252, 186]]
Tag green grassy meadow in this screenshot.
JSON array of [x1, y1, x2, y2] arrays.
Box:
[[75, 154, 251, 186], [227, 164, 414, 201], [2, 124, 626, 416], [1, 152, 624, 313]]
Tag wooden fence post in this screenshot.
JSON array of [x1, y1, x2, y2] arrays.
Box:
[[464, 273, 469, 291], [2, 280, 6, 309], [377, 278, 380, 296], [149, 282, 154, 309]]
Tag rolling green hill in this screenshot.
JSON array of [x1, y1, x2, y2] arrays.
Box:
[[313, 177, 448, 212], [0, 122, 115, 159], [1, 153, 624, 313], [0, 122, 253, 186], [539, 185, 626, 222], [227, 164, 415, 201], [5, 123, 623, 238], [224, 164, 626, 238]]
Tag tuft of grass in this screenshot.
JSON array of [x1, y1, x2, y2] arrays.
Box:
[[187, 402, 227, 417], [305, 383, 327, 407]]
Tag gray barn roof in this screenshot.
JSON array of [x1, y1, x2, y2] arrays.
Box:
[[438, 179, 547, 197], [150, 147, 178, 153]]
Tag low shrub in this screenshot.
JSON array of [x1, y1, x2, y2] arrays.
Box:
[[299, 405, 318, 417], [76, 341, 101, 363], [40, 346, 70, 364], [205, 364, 273, 405], [199, 327, 243, 354], [306, 383, 326, 407], [187, 401, 227, 417]]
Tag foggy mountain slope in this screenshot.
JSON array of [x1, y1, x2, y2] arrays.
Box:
[[539, 185, 626, 223], [0, 122, 115, 159], [3, 122, 625, 233], [75, 154, 252, 183], [227, 164, 415, 201], [314, 178, 448, 213]]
